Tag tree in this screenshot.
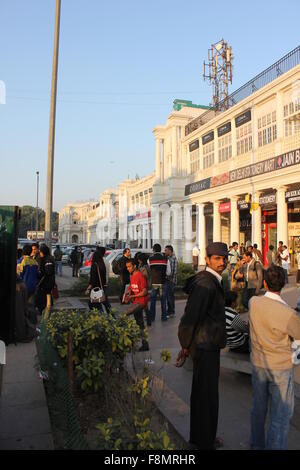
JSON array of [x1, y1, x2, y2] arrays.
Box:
[[18, 206, 59, 238]]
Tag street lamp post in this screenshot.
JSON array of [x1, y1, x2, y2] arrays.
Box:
[[36, 171, 39, 240], [45, 0, 61, 252]]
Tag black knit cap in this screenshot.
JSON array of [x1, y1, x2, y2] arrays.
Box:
[[206, 242, 229, 257]]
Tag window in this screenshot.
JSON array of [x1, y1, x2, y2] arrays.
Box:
[[257, 111, 277, 147], [284, 97, 300, 137], [236, 123, 252, 156], [203, 141, 214, 169], [218, 133, 232, 162], [190, 148, 200, 173]]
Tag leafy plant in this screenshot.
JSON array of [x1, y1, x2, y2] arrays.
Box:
[[177, 261, 195, 287], [45, 309, 141, 392]]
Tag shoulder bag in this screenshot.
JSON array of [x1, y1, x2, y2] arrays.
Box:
[[90, 263, 106, 304]]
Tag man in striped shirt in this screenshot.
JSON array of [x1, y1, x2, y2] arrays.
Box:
[[225, 290, 250, 353]]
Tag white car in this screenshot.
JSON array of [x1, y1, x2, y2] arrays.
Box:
[[79, 248, 152, 278]]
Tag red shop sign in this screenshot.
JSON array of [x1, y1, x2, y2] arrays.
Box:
[[219, 202, 231, 213]]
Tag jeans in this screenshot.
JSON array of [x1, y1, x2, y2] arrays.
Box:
[[250, 365, 294, 450], [150, 283, 167, 321], [283, 268, 288, 284], [55, 261, 62, 276], [166, 280, 175, 315]]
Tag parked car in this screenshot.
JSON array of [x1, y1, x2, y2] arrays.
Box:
[[62, 247, 74, 265], [79, 248, 152, 278]]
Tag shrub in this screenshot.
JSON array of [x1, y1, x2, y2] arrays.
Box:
[[177, 261, 195, 287], [45, 309, 142, 392]]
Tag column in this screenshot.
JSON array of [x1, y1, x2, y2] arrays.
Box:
[[171, 126, 177, 177], [252, 191, 262, 249], [183, 204, 193, 263], [198, 203, 206, 266], [213, 201, 221, 242], [155, 138, 161, 182], [230, 196, 240, 244], [277, 186, 288, 246]]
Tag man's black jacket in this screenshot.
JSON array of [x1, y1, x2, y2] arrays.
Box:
[[178, 270, 226, 357]]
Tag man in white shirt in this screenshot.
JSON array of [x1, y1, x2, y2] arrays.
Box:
[[192, 244, 200, 271], [280, 245, 290, 284]]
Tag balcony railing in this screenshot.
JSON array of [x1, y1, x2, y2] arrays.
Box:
[[185, 45, 300, 136]]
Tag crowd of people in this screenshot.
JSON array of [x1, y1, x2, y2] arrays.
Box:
[[85, 243, 179, 352], [16, 242, 56, 342], [177, 241, 300, 451]]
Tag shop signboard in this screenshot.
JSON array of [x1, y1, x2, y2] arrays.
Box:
[[285, 188, 300, 203], [185, 178, 210, 196], [235, 109, 251, 128], [217, 121, 231, 137], [202, 130, 214, 145], [219, 202, 231, 213], [237, 199, 251, 210], [259, 193, 277, 207], [189, 140, 199, 152], [204, 204, 213, 216], [288, 222, 300, 236], [184, 147, 300, 196]]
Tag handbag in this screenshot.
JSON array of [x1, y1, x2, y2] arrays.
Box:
[[90, 264, 106, 304], [52, 284, 59, 300]]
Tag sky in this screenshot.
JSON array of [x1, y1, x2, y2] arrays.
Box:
[[0, 0, 300, 212]]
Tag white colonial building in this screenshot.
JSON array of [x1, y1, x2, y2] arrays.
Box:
[[152, 46, 300, 267], [59, 201, 97, 244]]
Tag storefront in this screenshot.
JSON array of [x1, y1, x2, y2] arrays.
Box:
[[219, 202, 231, 246], [260, 193, 277, 265], [237, 199, 251, 246]]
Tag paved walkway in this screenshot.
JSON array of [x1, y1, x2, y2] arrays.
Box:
[[0, 341, 54, 450], [125, 281, 300, 450]]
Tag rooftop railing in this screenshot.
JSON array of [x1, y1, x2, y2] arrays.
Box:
[[185, 45, 300, 136]]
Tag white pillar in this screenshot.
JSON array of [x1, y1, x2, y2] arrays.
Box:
[[171, 126, 177, 177], [155, 138, 161, 182], [252, 191, 262, 249], [198, 203, 206, 266], [277, 186, 288, 246], [230, 196, 240, 245], [213, 201, 221, 242], [183, 204, 193, 263]]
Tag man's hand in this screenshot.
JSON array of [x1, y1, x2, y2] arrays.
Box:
[[175, 349, 189, 368]]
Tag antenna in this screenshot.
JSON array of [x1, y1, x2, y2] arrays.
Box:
[[203, 39, 233, 111]]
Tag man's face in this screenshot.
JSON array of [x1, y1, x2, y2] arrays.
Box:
[[245, 255, 252, 263], [125, 249, 131, 258], [31, 246, 38, 257], [247, 246, 253, 253], [205, 255, 226, 275], [126, 262, 135, 274], [165, 247, 171, 257], [234, 244, 238, 251]]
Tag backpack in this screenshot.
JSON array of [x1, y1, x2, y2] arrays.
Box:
[[139, 265, 152, 291], [112, 257, 123, 275]]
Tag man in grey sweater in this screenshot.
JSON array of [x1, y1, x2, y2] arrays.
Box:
[[249, 265, 300, 450]]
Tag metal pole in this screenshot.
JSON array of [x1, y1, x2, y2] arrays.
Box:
[[45, 0, 61, 252], [36, 171, 39, 240]]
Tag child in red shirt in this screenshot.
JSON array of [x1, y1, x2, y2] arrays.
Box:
[[124, 259, 149, 351]]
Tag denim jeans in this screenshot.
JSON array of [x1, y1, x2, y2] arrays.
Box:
[[250, 365, 294, 450], [166, 280, 175, 315], [150, 283, 167, 321], [55, 261, 62, 276]]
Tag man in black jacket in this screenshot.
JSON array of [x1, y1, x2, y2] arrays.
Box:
[[118, 248, 131, 303], [177, 242, 228, 450], [148, 243, 170, 322]]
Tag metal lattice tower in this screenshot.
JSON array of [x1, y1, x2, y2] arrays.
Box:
[[203, 39, 233, 111]]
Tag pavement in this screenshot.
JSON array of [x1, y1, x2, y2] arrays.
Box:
[[0, 341, 54, 450], [0, 267, 299, 450]]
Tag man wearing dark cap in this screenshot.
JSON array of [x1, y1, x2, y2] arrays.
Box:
[[177, 242, 228, 450]]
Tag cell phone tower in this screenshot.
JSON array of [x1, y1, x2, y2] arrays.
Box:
[[203, 39, 233, 111]]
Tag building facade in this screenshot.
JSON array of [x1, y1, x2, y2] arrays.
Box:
[[152, 53, 300, 266]]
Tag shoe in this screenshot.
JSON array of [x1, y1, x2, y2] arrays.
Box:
[[138, 344, 149, 352], [161, 317, 168, 322], [166, 315, 170, 319], [169, 313, 175, 318], [214, 437, 224, 449]]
